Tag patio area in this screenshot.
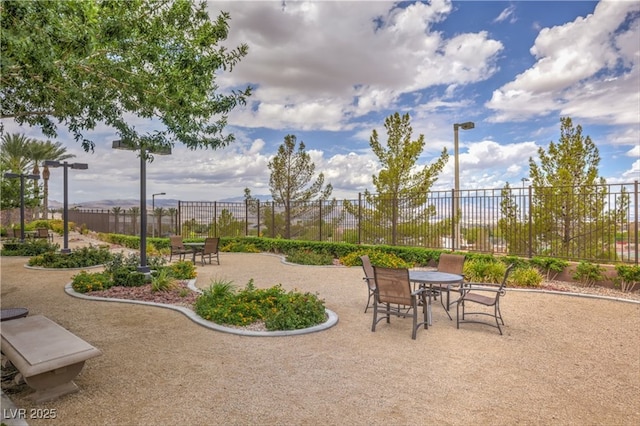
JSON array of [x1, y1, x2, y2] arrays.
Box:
[[1, 234, 639, 425]]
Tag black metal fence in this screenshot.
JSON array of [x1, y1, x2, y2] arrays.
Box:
[[68, 208, 178, 238], [68, 182, 638, 264]]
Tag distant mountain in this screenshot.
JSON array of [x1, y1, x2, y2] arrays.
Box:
[[219, 194, 272, 202], [47, 195, 273, 210], [48, 199, 182, 210]]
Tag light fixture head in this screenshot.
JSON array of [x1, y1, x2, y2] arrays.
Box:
[[112, 139, 137, 151], [44, 160, 61, 167], [456, 121, 475, 130], [3, 172, 20, 178], [71, 163, 89, 170]]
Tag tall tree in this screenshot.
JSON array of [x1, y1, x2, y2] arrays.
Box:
[[268, 134, 333, 239], [362, 112, 448, 245], [528, 117, 610, 259], [112, 207, 122, 234], [0, 133, 32, 173], [1, 0, 251, 152], [0, 133, 38, 214], [26, 139, 75, 218]]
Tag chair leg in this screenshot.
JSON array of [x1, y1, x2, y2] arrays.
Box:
[[364, 290, 373, 313], [494, 304, 503, 335]]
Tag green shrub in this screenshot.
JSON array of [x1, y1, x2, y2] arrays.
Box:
[[614, 265, 640, 293], [104, 252, 141, 274], [464, 260, 506, 283], [71, 271, 113, 293], [194, 279, 326, 331], [572, 261, 605, 287], [151, 269, 177, 292], [264, 290, 326, 330], [529, 256, 569, 280], [221, 240, 260, 253], [339, 250, 413, 268], [1, 239, 59, 256], [285, 249, 334, 265], [509, 267, 543, 287], [28, 245, 112, 268], [168, 260, 197, 279]]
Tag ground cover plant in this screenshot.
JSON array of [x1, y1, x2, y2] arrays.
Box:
[[71, 253, 196, 293], [0, 239, 59, 256], [285, 249, 334, 265], [194, 279, 326, 331], [28, 245, 112, 268]]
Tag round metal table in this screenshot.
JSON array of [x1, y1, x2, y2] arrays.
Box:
[[0, 308, 29, 321]]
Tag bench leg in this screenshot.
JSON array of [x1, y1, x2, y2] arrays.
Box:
[[24, 361, 85, 403]]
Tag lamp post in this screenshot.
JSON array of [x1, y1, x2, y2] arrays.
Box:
[[44, 161, 88, 253], [152, 192, 166, 238], [113, 140, 171, 273], [453, 121, 475, 251], [3, 172, 40, 242]]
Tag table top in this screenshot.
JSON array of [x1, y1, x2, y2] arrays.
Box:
[[183, 242, 205, 246], [409, 270, 463, 284], [1, 308, 29, 322]]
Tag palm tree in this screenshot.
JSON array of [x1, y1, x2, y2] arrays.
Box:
[[112, 207, 122, 234], [154, 207, 165, 237], [167, 207, 177, 234], [1, 133, 36, 222], [1, 133, 32, 173], [27, 140, 74, 219], [129, 207, 140, 236]]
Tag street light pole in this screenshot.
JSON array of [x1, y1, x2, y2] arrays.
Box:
[[3, 172, 40, 242], [453, 121, 475, 251], [152, 192, 166, 238], [44, 161, 88, 253], [113, 139, 171, 273]]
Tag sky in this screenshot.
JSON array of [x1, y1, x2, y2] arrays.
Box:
[[3, 0, 639, 206]]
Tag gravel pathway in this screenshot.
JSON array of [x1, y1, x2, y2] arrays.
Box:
[[1, 234, 639, 425]]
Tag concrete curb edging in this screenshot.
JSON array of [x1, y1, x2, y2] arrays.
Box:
[[64, 280, 339, 337], [508, 287, 640, 304]]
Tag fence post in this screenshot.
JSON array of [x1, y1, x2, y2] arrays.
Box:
[[271, 201, 275, 238], [358, 193, 362, 245], [319, 200, 323, 241], [451, 189, 456, 251], [257, 200, 261, 237], [528, 185, 533, 258], [635, 181, 639, 265], [245, 199, 249, 237]]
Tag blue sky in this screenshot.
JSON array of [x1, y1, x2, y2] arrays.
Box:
[[4, 0, 639, 205]]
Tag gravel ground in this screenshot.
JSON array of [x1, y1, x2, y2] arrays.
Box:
[[1, 234, 639, 425]]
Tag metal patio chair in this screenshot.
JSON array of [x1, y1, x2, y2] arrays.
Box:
[[372, 266, 430, 340], [456, 264, 515, 335]]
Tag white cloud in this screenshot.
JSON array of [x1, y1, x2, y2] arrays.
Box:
[[627, 144, 640, 158], [493, 5, 517, 24], [487, 1, 640, 125], [214, 0, 502, 130]]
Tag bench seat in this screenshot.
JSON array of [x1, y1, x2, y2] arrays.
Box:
[[1, 315, 101, 403]]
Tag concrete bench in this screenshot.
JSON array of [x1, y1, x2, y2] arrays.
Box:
[[1, 315, 101, 403]]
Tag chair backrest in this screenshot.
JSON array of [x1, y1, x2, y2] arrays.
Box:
[[373, 266, 412, 306], [37, 228, 49, 238], [437, 253, 465, 275], [203, 237, 219, 254], [170, 235, 184, 249], [497, 264, 516, 291], [12, 228, 20, 238], [360, 255, 375, 290]]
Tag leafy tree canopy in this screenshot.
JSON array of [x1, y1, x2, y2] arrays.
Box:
[[268, 134, 333, 206], [369, 112, 448, 198], [1, 0, 251, 152]]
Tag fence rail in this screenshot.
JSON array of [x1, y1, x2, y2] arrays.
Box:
[[67, 182, 638, 264]]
